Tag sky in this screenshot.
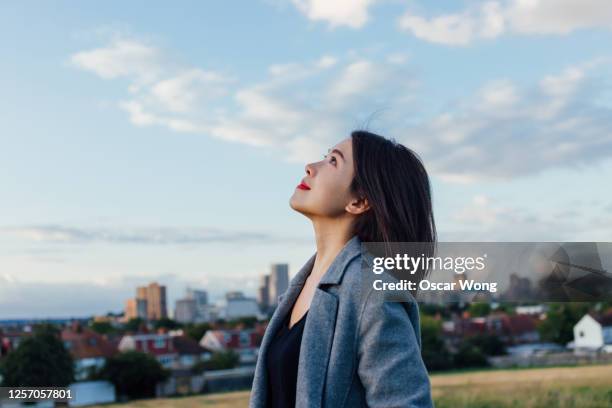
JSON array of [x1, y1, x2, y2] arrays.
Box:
[[1, 0, 612, 318]]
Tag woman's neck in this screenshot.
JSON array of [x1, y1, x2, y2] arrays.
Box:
[[309, 217, 354, 280]]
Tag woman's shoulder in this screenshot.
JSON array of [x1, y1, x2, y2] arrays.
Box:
[[339, 255, 419, 335], [341, 250, 418, 304]]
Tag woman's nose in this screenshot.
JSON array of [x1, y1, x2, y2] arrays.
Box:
[[305, 162, 314, 176]]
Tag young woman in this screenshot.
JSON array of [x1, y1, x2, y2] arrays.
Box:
[[249, 130, 436, 408]]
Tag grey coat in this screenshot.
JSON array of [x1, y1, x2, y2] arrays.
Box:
[[249, 235, 434, 408]]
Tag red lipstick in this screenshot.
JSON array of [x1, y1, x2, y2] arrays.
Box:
[[297, 181, 311, 190]]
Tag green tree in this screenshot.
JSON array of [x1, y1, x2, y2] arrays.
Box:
[[467, 302, 491, 317], [89, 321, 116, 335], [465, 334, 506, 356], [0, 324, 74, 387], [205, 350, 240, 371], [185, 322, 212, 342], [124, 317, 145, 332], [99, 351, 169, 400], [492, 303, 515, 314], [538, 302, 590, 345], [453, 343, 488, 368], [419, 303, 451, 319], [153, 317, 181, 331], [420, 316, 453, 371], [226, 316, 258, 329]]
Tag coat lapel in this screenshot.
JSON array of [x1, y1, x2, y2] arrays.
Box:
[[295, 288, 338, 407], [250, 235, 362, 408], [250, 253, 316, 407]]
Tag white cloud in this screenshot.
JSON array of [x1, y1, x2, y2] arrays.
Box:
[[399, 8, 485, 46], [150, 69, 231, 113], [316, 55, 338, 68], [222, 54, 411, 154], [71, 38, 164, 82], [290, 0, 378, 28], [478, 79, 519, 109], [507, 0, 612, 34], [118, 100, 159, 126], [453, 194, 508, 226], [397, 60, 612, 181], [327, 60, 382, 105], [442, 193, 612, 241], [71, 36, 417, 161], [444, 194, 583, 241], [0, 225, 291, 245], [2, 273, 17, 283], [71, 37, 234, 136], [71, 36, 612, 181], [398, 0, 612, 45]]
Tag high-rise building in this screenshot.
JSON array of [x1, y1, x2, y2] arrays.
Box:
[[185, 287, 209, 322], [125, 298, 147, 320], [148, 282, 167, 320], [135, 282, 168, 320], [222, 291, 261, 320], [269, 263, 289, 306], [257, 274, 270, 310], [136, 286, 147, 301], [174, 298, 197, 323], [186, 288, 208, 307]]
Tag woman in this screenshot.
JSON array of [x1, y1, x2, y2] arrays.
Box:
[[249, 130, 436, 408]]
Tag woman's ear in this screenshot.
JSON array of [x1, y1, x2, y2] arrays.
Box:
[[346, 196, 370, 215]]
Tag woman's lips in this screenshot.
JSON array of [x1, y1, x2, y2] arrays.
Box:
[[297, 182, 311, 190]]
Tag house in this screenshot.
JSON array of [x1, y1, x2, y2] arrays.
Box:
[[118, 331, 211, 369], [200, 329, 262, 365], [443, 316, 488, 338], [515, 304, 548, 316], [573, 312, 612, 353], [0, 330, 31, 357], [152, 335, 212, 397], [488, 313, 540, 344], [171, 334, 212, 368], [61, 323, 118, 380], [118, 332, 178, 368], [443, 313, 540, 346]]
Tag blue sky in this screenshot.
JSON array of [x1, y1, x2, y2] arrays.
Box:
[[1, 0, 612, 318]]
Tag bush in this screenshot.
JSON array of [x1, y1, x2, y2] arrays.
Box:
[[99, 351, 169, 400], [0, 324, 74, 387], [185, 322, 212, 342], [205, 350, 240, 371], [465, 334, 506, 356], [420, 316, 454, 371], [453, 343, 488, 368]]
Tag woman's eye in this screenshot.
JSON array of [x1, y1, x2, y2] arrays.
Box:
[[323, 154, 337, 166]]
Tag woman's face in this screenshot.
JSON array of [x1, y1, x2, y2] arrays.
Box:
[[290, 138, 358, 218]]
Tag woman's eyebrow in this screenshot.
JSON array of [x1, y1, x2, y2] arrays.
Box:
[[327, 148, 345, 161]]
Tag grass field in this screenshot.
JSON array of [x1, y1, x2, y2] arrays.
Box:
[[90, 364, 612, 408]]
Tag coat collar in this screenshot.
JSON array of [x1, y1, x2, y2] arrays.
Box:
[[249, 234, 364, 408], [289, 234, 362, 288]]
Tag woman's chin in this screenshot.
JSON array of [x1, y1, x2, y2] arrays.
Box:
[[289, 197, 309, 215], [289, 197, 301, 212]]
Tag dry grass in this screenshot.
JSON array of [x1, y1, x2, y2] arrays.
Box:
[[431, 364, 612, 408], [90, 364, 612, 408], [90, 391, 250, 408]]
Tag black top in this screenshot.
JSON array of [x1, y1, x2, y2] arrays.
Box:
[[266, 309, 309, 408]]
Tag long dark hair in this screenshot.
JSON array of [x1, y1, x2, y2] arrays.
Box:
[[350, 130, 437, 290]]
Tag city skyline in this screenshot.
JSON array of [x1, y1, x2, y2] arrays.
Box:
[[2, 1, 612, 318]]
